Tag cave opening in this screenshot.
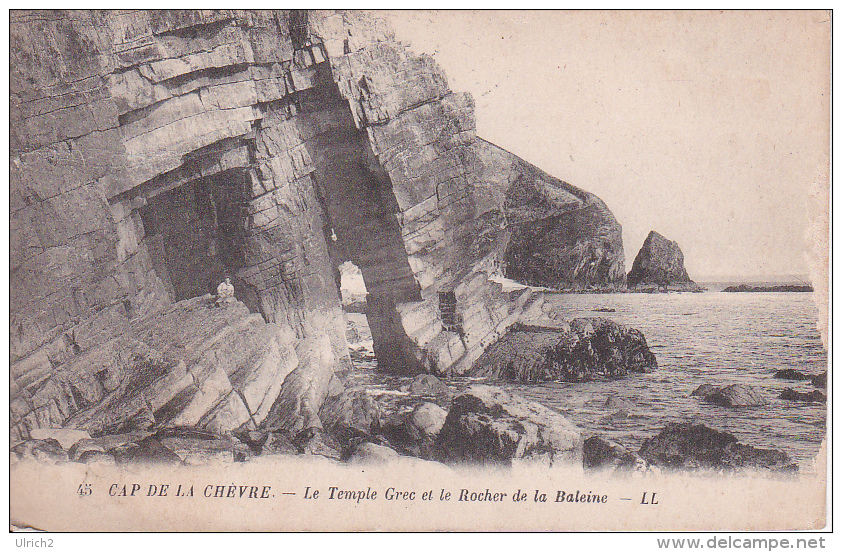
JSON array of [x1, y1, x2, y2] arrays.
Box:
[[139, 169, 259, 312], [338, 260, 367, 309]]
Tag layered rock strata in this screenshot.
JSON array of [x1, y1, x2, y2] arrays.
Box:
[[10, 9, 628, 442], [627, 231, 700, 291]]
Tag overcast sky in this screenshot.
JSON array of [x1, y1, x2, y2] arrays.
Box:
[[382, 10, 830, 280]]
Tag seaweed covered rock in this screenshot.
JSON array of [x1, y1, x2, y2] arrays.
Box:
[[638, 422, 797, 472], [469, 319, 657, 382], [435, 385, 582, 467]]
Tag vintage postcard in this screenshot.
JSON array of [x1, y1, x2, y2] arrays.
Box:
[[8, 9, 830, 532]]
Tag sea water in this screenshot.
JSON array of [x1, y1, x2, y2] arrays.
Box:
[[347, 291, 828, 470], [511, 291, 828, 470]]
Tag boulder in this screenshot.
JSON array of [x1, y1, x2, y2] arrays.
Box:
[[259, 432, 300, 456], [773, 368, 812, 381], [409, 402, 447, 439], [773, 369, 826, 389], [85, 431, 150, 452], [158, 434, 246, 465], [627, 231, 700, 291], [583, 436, 629, 470], [691, 383, 768, 407], [405, 374, 452, 397], [346, 441, 451, 472], [319, 387, 382, 434], [10, 439, 69, 464], [435, 385, 582, 467], [68, 439, 106, 461], [690, 383, 718, 398], [779, 388, 827, 403], [638, 422, 797, 472], [598, 409, 643, 425], [293, 428, 342, 460], [234, 430, 271, 454], [470, 319, 657, 382], [373, 402, 448, 461], [602, 396, 634, 410]]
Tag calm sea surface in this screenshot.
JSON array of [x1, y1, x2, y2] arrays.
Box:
[[348, 292, 828, 471], [511, 292, 828, 470]]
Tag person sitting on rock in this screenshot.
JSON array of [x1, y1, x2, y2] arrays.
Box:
[[215, 277, 236, 307]]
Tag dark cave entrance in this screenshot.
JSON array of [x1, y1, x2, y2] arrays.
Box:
[[139, 169, 258, 311]]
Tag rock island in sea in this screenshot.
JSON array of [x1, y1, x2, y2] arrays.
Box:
[[627, 230, 702, 292]]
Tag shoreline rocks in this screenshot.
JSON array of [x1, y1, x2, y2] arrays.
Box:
[[779, 388, 827, 403], [723, 284, 813, 293], [470, 318, 657, 382], [774, 369, 826, 388], [583, 436, 632, 470], [637, 422, 797, 472], [435, 385, 582, 467]]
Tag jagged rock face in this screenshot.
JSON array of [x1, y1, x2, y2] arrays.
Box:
[[469, 319, 657, 382], [627, 231, 697, 289], [10, 9, 630, 442], [472, 139, 626, 290]]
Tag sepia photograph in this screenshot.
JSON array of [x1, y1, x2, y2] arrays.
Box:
[[8, 8, 830, 533]]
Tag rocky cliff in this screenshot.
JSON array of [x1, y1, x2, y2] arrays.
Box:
[[10, 9, 626, 443], [627, 231, 699, 291], [472, 139, 626, 290]]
